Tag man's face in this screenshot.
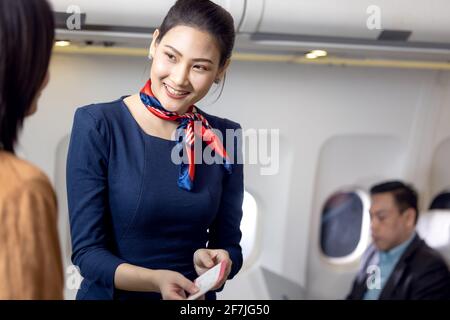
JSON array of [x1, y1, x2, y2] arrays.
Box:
[[369, 192, 415, 251]]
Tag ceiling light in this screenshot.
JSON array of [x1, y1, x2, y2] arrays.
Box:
[[305, 52, 318, 59], [55, 40, 71, 47], [311, 49, 327, 57]]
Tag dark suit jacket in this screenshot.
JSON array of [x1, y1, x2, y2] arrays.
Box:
[[347, 234, 450, 300]]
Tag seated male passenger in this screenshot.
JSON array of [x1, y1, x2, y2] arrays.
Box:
[[347, 181, 450, 300]]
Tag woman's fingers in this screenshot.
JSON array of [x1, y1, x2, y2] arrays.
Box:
[[194, 249, 232, 283], [194, 249, 216, 275], [177, 274, 199, 295], [213, 249, 229, 263], [200, 251, 215, 268], [159, 270, 199, 300], [169, 289, 187, 300]]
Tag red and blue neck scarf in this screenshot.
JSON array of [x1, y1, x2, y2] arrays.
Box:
[[139, 79, 232, 191]]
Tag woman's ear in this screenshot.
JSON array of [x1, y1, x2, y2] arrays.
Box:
[[149, 29, 160, 60], [215, 59, 231, 83]]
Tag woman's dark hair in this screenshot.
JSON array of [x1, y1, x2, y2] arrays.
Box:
[[158, 0, 235, 68], [0, 0, 55, 153]]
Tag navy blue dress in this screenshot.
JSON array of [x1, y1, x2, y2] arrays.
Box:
[[66, 97, 243, 300]]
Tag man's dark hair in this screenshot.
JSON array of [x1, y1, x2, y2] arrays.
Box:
[[0, 0, 55, 153], [370, 180, 419, 224]]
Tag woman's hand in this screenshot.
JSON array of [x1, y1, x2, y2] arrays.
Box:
[[154, 270, 199, 300], [193, 249, 232, 290]]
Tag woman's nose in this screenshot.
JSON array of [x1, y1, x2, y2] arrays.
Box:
[[171, 64, 189, 87]]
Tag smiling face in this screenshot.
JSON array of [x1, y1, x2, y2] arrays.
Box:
[[149, 25, 229, 114], [369, 192, 416, 251]]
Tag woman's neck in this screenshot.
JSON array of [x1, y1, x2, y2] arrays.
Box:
[[124, 94, 179, 139]]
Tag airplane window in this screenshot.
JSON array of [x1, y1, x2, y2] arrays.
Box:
[[240, 190, 258, 262], [429, 191, 450, 210], [320, 190, 369, 259]]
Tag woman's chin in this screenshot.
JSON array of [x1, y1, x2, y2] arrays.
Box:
[[161, 101, 190, 114]]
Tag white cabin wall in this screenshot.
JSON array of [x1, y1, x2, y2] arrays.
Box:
[[429, 74, 450, 198], [17, 52, 450, 299]]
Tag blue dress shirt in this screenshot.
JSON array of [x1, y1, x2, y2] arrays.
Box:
[[364, 233, 416, 300]]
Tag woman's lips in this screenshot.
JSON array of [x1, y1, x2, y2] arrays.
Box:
[[163, 83, 190, 100]]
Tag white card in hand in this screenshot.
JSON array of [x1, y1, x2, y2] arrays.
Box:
[[187, 261, 227, 300]]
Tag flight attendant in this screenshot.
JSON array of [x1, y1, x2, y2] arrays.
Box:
[[67, 0, 244, 300]]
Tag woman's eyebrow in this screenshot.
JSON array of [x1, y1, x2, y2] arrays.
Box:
[[164, 45, 214, 64]]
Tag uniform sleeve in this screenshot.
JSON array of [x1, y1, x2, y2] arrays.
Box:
[[1, 178, 64, 299], [66, 108, 127, 298], [207, 121, 244, 283]]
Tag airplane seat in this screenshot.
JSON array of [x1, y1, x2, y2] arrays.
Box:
[[55, 134, 81, 300], [416, 208, 450, 268], [429, 191, 450, 210]]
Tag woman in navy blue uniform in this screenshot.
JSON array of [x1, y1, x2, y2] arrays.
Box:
[[66, 0, 244, 300]]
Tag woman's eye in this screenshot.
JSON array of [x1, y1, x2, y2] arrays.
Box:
[[194, 65, 207, 71], [165, 53, 176, 61]]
